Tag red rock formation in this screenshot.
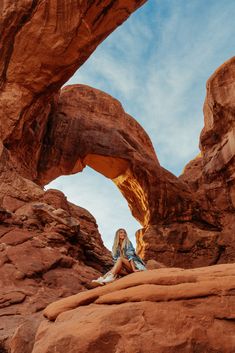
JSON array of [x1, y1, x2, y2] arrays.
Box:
[[1, 0, 235, 351], [32, 263, 235, 353], [36, 84, 212, 229], [0, 188, 112, 351], [34, 83, 226, 269], [0, 0, 147, 176], [181, 57, 235, 213], [1, 1, 149, 349], [179, 56, 235, 266]]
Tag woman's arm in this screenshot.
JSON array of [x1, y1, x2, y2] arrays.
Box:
[[125, 242, 138, 270], [112, 248, 120, 262], [125, 241, 136, 261]]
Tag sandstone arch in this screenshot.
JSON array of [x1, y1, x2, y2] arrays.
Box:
[[0, 0, 147, 171], [0, 0, 218, 233], [36, 84, 210, 229], [2, 1, 235, 349]]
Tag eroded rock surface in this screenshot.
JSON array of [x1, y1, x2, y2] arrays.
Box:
[[178, 57, 235, 268], [0, 189, 112, 350], [180, 57, 235, 213], [36, 84, 210, 229], [1, 1, 149, 348], [31, 264, 235, 353], [0, 0, 147, 173]]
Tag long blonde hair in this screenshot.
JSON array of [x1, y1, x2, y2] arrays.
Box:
[[112, 228, 131, 255]]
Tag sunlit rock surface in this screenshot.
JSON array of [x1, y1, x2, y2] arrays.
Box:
[[32, 263, 235, 353]]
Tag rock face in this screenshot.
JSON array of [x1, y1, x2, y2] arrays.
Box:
[[0, 1, 149, 349], [1, 2, 151, 349], [0, 0, 147, 175], [1, 0, 234, 273], [1, 0, 235, 351], [36, 84, 212, 229], [0, 188, 112, 350], [178, 56, 235, 267], [31, 263, 235, 353], [180, 57, 235, 213]]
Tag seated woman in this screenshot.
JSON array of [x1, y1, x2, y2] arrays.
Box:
[[91, 228, 146, 287]]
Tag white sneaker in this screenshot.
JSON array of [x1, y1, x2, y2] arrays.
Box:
[[91, 276, 105, 287], [102, 272, 116, 284]]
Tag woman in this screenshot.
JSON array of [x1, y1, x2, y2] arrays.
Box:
[[91, 228, 146, 287]]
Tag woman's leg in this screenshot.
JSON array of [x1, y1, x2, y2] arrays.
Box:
[[108, 257, 123, 276], [122, 258, 133, 273], [108, 257, 133, 276]]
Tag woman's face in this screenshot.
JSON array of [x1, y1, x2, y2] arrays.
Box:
[[118, 229, 126, 241]]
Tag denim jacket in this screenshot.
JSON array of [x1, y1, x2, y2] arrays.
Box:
[[112, 241, 147, 271]]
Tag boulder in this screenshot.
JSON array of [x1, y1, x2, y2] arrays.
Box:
[[32, 264, 235, 353]]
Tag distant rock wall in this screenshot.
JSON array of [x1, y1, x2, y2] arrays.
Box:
[[181, 57, 235, 213], [178, 56, 235, 267]]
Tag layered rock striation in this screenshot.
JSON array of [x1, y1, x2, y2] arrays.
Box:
[[0, 188, 112, 350], [32, 263, 235, 353]]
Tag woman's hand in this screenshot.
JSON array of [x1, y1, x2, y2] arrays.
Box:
[[129, 259, 140, 272]]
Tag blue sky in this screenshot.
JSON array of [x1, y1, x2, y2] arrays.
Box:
[[46, 0, 235, 250]]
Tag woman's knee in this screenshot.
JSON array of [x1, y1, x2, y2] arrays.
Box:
[[115, 257, 122, 265]]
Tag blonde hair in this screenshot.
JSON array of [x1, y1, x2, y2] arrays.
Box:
[[112, 228, 131, 255]]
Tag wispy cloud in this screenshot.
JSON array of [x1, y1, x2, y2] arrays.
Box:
[[48, 0, 235, 249]]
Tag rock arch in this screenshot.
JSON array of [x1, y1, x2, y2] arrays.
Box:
[[36, 84, 205, 228], [0, 0, 217, 232]]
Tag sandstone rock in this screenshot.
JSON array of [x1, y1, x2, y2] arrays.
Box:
[[36, 84, 216, 230], [0, 290, 26, 309], [0, 141, 44, 203], [0, 0, 147, 179], [177, 57, 235, 268], [9, 316, 42, 353], [32, 202, 80, 234], [6, 240, 63, 277], [32, 264, 235, 353], [0, 207, 11, 222], [43, 263, 235, 320], [136, 223, 225, 268], [2, 196, 26, 213], [1, 0, 235, 350], [40, 189, 70, 212], [145, 259, 166, 270], [180, 57, 235, 214], [0, 229, 34, 246], [0, 187, 112, 347]]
